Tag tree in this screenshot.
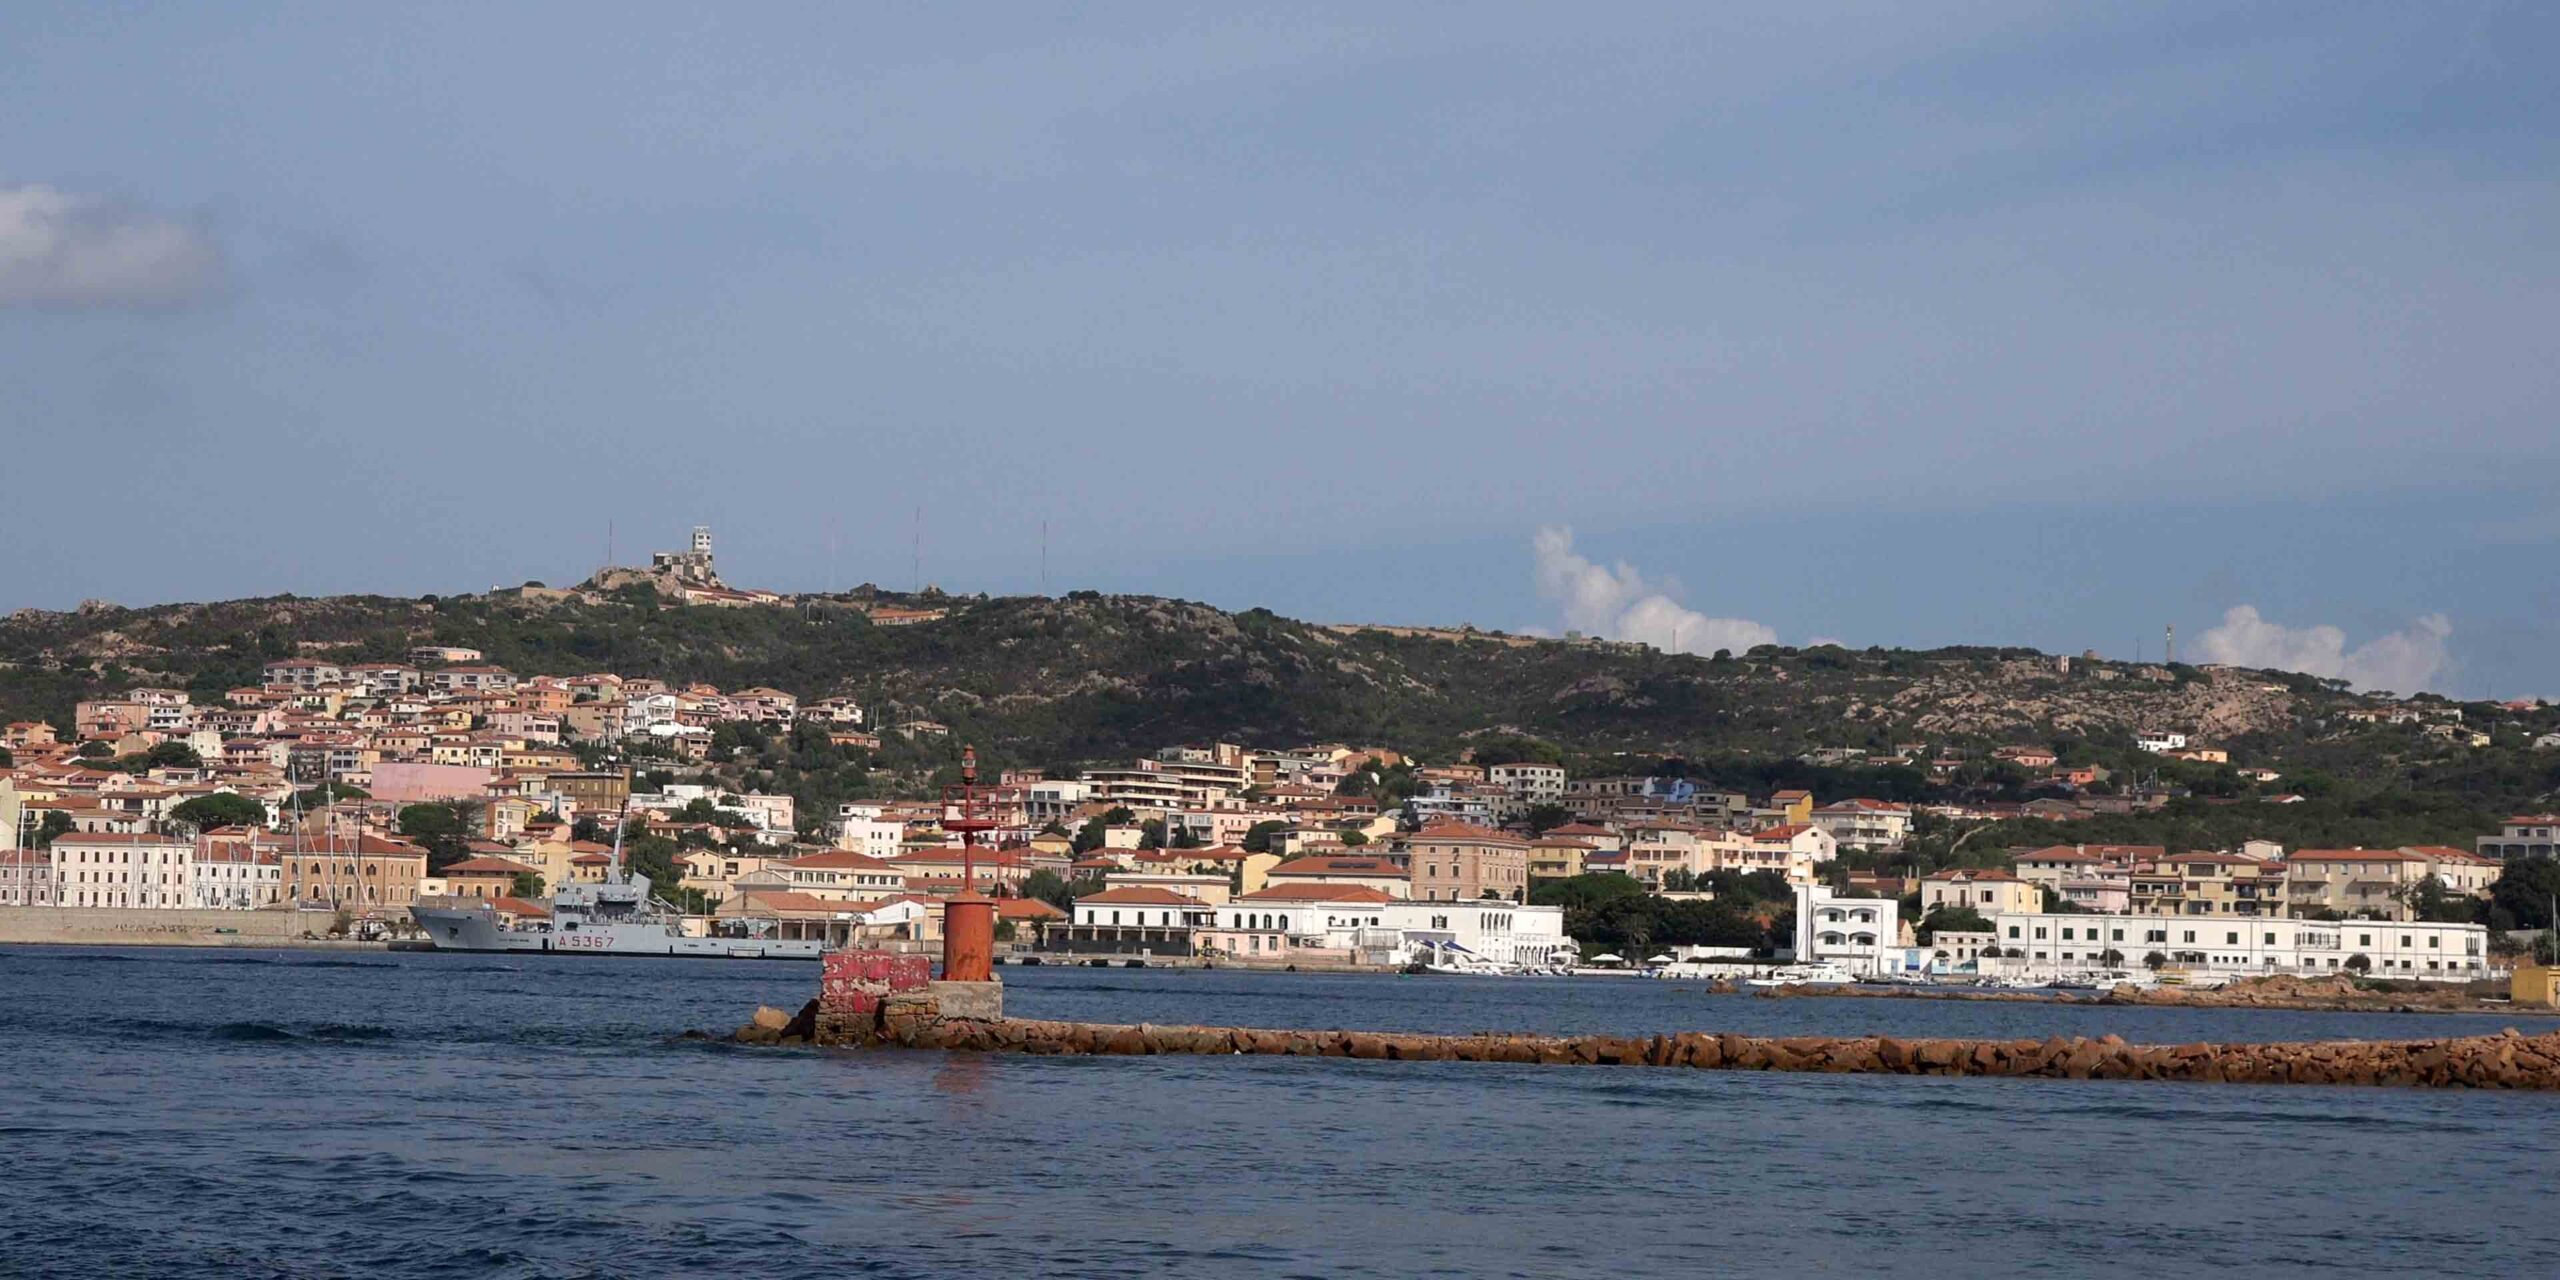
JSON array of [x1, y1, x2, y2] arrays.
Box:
[[2403, 874, 2479, 925], [510, 871, 546, 898], [1240, 820, 1289, 854], [1338, 829, 1369, 848], [399, 803, 477, 874], [142, 741, 202, 769], [994, 919, 1018, 942], [1914, 905, 1991, 944], [623, 835, 682, 892], [2039, 886, 2085, 914], [294, 782, 368, 808], [32, 811, 74, 849], [169, 792, 267, 832], [76, 740, 114, 760], [1037, 820, 1070, 838], [1523, 803, 1573, 836], [1139, 818, 1168, 850], [1022, 869, 1073, 912], [2488, 857, 2560, 930], [2099, 948, 2126, 969], [2143, 950, 2167, 971], [2345, 953, 2372, 973]]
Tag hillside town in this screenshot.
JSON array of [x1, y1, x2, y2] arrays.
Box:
[[0, 642, 2546, 985]]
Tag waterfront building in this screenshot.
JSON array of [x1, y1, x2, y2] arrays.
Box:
[[1987, 911, 2489, 981], [0, 848, 56, 906], [1056, 887, 1212, 957], [50, 833, 197, 909], [1792, 884, 1903, 976]]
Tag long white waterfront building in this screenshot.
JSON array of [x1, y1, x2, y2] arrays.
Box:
[[1984, 911, 2490, 982]]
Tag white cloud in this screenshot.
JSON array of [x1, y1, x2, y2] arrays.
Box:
[[1531, 526, 1776, 656], [2193, 605, 2453, 694], [0, 184, 224, 308]]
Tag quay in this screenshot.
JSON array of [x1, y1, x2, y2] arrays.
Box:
[[715, 950, 2560, 1091]]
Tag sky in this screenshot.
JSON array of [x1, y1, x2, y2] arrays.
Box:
[[2, 3, 2555, 696]]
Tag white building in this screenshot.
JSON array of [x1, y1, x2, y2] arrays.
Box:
[[1486, 762, 1566, 819], [2135, 732, 2190, 753], [1382, 898, 1569, 969], [50, 833, 197, 909], [831, 806, 907, 859], [1199, 887, 1572, 968], [1792, 883, 1902, 976], [1986, 911, 2490, 982], [1808, 798, 1914, 850], [190, 843, 282, 908]]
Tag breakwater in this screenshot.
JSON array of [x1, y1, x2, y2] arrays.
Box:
[[732, 963, 2560, 1090]]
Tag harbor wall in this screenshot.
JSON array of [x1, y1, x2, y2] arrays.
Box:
[[0, 905, 349, 948], [738, 974, 2560, 1090]]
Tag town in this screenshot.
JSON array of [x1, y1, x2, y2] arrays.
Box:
[[3, 628, 2551, 990]]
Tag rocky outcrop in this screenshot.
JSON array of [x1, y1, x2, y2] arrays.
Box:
[[734, 989, 2560, 1089]]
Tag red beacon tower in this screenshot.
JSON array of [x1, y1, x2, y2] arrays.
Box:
[[938, 744, 999, 982]]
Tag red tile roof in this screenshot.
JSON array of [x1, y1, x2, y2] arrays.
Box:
[[1073, 887, 1201, 907], [1237, 884, 1393, 904]]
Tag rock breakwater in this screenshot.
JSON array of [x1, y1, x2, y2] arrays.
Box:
[[724, 992, 2560, 1090]]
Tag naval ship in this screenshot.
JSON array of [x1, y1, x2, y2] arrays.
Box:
[[409, 802, 826, 960]]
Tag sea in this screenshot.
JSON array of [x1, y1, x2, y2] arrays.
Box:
[[0, 947, 2548, 1278]]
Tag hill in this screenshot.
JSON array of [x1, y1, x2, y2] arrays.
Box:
[[5, 585, 2556, 832]]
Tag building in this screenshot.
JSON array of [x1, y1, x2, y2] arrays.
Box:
[[2479, 816, 2560, 861], [1402, 823, 1531, 902], [2130, 852, 2286, 917], [192, 831, 281, 908], [1988, 911, 2488, 982], [1528, 837, 1595, 880], [1919, 868, 2040, 916], [1734, 824, 1839, 882], [1056, 887, 1213, 957], [0, 848, 56, 905], [49, 833, 196, 908], [1809, 798, 1914, 850], [1486, 762, 1566, 818], [1266, 854, 1412, 899], [546, 772, 632, 820], [441, 854, 538, 901], [2285, 847, 2501, 921], [1793, 884, 1902, 976]]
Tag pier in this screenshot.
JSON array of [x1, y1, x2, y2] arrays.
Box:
[[715, 949, 2560, 1091]]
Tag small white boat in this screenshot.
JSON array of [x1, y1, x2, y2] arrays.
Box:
[[1744, 963, 1857, 989]]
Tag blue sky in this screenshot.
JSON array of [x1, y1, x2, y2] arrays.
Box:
[[2, 3, 2555, 695]]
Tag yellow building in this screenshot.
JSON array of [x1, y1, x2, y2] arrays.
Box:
[[1529, 837, 1593, 880], [2513, 965, 2560, 1009], [1768, 790, 1814, 826]]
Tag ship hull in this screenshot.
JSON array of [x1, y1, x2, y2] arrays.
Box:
[[410, 905, 826, 960]]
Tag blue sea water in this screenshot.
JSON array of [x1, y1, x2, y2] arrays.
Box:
[[0, 948, 2548, 1278]]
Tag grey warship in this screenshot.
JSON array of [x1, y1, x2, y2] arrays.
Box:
[[410, 802, 825, 960]]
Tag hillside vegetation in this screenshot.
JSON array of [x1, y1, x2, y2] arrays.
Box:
[[6, 587, 2556, 840]]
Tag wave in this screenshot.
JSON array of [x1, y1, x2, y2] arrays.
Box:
[[195, 956, 397, 969]]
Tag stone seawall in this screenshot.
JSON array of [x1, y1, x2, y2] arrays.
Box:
[[730, 989, 2560, 1091], [0, 905, 364, 948]]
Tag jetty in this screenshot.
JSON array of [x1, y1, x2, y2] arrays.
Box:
[[713, 950, 2560, 1091]]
